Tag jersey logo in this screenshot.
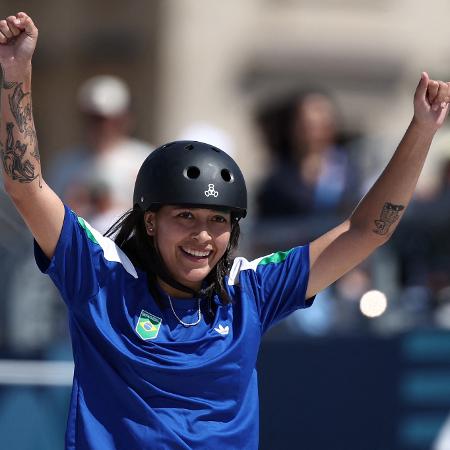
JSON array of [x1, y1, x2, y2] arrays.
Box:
[[204, 184, 219, 198], [214, 324, 230, 336], [136, 310, 162, 340]]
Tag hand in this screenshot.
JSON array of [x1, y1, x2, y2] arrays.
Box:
[[0, 12, 38, 72], [413, 72, 450, 132]]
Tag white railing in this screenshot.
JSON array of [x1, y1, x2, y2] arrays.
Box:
[[0, 360, 74, 386]]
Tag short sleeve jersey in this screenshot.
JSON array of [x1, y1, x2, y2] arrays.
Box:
[[35, 206, 313, 450]]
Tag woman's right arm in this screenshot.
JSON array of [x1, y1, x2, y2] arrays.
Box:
[[1, 12, 64, 259]]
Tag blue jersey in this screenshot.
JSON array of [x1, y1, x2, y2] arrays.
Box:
[[35, 206, 313, 449]]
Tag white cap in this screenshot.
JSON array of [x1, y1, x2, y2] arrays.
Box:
[[177, 121, 235, 157], [77, 75, 130, 117]]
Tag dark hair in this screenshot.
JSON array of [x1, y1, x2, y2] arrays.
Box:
[[255, 86, 342, 162], [104, 207, 240, 311]]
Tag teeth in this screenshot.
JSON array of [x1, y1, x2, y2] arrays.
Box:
[[182, 247, 211, 257]]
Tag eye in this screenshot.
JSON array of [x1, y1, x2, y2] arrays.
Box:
[[177, 211, 193, 219], [211, 215, 227, 223]]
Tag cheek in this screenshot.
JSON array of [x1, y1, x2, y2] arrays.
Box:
[[215, 232, 231, 258], [154, 225, 179, 257]]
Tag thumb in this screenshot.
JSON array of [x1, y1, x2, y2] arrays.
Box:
[[415, 71, 429, 100]]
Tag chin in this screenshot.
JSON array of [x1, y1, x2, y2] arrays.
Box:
[[180, 268, 213, 286]]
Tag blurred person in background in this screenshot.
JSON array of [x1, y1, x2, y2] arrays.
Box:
[[48, 74, 153, 232], [256, 89, 361, 219], [255, 89, 367, 335], [2, 11, 450, 450]]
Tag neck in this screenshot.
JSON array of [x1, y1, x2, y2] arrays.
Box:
[[157, 278, 199, 299]]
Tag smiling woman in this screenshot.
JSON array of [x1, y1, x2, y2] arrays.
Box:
[[104, 141, 246, 313], [2, 10, 450, 450], [148, 206, 232, 293]]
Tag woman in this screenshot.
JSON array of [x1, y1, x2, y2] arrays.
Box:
[[256, 89, 359, 218], [1, 12, 449, 450]]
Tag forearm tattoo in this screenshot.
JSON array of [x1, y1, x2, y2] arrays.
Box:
[[0, 63, 41, 186], [373, 202, 404, 235], [3, 121, 38, 182], [9, 82, 30, 132]]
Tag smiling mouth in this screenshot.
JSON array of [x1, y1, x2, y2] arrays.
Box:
[[180, 247, 212, 259]]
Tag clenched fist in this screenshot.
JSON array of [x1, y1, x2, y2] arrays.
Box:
[[413, 72, 450, 132], [0, 12, 38, 74]]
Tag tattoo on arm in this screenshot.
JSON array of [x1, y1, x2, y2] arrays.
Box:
[[8, 82, 31, 132], [0, 63, 17, 90], [373, 202, 404, 236], [2, 122, 39, 183], [0, 63, 41, 186]]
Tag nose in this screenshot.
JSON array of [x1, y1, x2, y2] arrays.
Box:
[[192, 227, 212, 243]]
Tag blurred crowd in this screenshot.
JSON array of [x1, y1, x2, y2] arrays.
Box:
[[251, 86, 450, 339], [1, 76, 450, 358]]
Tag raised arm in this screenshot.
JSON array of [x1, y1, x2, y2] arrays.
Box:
[[306, 72, 450, 298], [0, 12, 64, 258]]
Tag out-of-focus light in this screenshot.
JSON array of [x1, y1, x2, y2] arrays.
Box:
[[360, 290, 388, 318]]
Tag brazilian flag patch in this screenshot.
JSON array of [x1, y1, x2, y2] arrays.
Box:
[[135, 310, 162, 340]]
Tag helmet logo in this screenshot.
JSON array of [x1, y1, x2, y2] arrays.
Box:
[[205, 184, 219, 198]]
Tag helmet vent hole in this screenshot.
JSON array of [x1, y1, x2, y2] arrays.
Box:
[[185, 144, 194, 150], [210, 146, 220, 153], [185, 166, 200, 179], [221, 169, 233, 182]]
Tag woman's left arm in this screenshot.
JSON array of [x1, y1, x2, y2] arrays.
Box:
[[306, 72, 450, 298]]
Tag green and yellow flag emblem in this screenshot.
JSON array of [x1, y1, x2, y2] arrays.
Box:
[[135, 310, 162, 340]]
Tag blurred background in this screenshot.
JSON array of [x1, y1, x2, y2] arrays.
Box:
[[1, 0, 450, 449]]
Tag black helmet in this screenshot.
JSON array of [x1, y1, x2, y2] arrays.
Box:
[[133, 140, 247, 219]]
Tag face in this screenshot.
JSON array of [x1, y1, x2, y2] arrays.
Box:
[[294, 93, 336, 148], [144, 206, 232, 296]]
